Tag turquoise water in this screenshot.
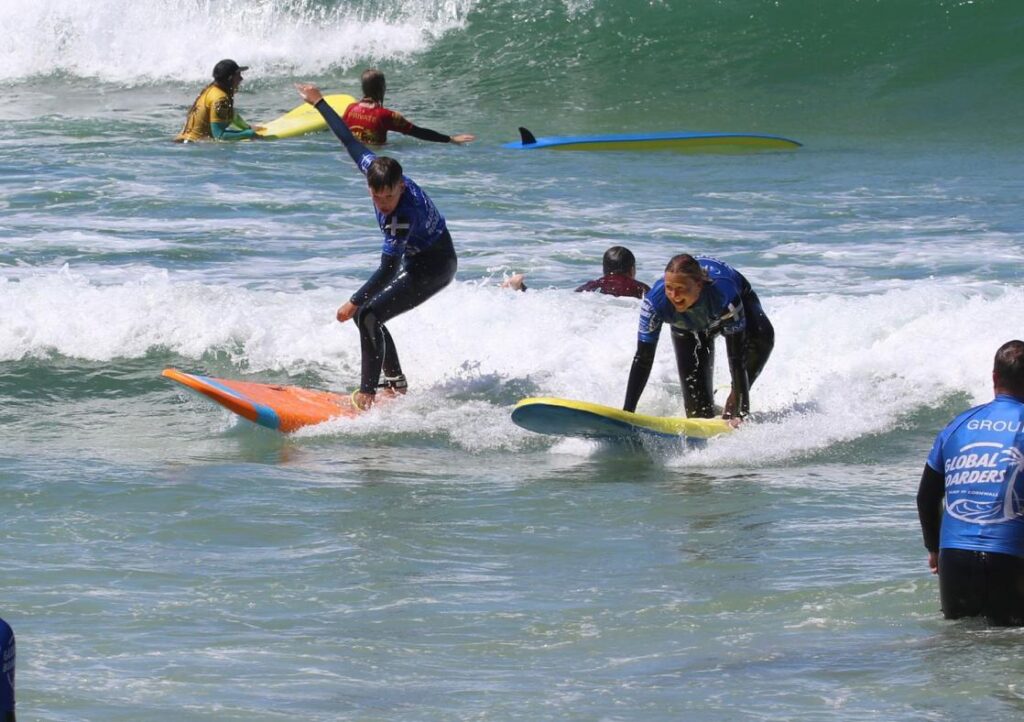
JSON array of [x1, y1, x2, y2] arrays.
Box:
[[2, 0, 1024, 719]]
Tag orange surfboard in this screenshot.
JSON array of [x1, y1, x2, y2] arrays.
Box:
[[163, 368, 362, 432]]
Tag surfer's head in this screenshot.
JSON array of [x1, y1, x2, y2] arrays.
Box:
[[994, 340, 1024, 398], [603, 246, 637, 277], [366, 157, 405, 214], [361, 69, 386, 104], [213, 59, 248, 92], [662, 254, 709, 312]]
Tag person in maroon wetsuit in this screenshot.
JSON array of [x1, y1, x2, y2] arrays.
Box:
[[502, 246, 650, 299], [342, 68, 475, 146], [573, 246, 650, 298]]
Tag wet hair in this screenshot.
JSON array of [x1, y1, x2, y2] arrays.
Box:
[[603, 246, 636, 275], [366, 156, 403, 190], [361, 68, 386, 103], [994, 340, 1024, 397], [664, 253, 710, 284]]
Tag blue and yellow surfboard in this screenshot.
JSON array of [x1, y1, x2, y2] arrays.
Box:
[[511, 397, 732, 442], [503, 126, 801, 153]]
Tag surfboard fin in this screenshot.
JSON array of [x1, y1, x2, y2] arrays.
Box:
[[518, 127, 537, 146]]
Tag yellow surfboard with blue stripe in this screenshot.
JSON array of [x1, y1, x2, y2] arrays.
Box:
[[511, 397, 732, 442], [504, 126, 801, 153]]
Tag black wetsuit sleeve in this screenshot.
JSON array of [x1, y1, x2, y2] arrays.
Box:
[[351, 253, 401, 306], [724, 331, 751, 418], [623, 340, 657, 412], [405, 125, 452, 143], [314, 98, 373, 171], [916, 463, 945, 552]]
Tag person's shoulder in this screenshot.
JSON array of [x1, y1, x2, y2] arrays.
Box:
[[398, 177, 435, 215], [385, 108, 412, 130], [401, 174, 423, 196], [698, 256, 738, 278], [205, 84, 229, 102], [616, 275, 649, 298], [588, 274, 648, 298], [942, 401, 995, 433], [644, 279, 668, 307]]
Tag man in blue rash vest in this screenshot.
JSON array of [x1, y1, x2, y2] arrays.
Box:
[[622, 253, 774, 423], [0, 616, 13, 722], [295, 82, 458, 410], [916, 340, 1024, 626]]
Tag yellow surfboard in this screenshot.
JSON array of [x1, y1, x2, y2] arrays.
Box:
[[504, 127, 801, 153], [511, 397, 732, 442], [257, 94, 357, 139]]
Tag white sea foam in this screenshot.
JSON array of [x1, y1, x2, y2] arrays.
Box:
[[2, 265, 1019, 458], [0, 0, 477, 84]]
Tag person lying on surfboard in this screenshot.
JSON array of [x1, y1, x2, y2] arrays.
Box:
[[501, 245, 650, 299], [175, 59, 266, 143], [623, 254, 774, 425], [341, 69, 475, 146], [295, 82, 458, 411]]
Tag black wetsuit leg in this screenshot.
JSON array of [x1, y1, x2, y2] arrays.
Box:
[[355, 232, 457, 393], [938, 548, 1024, 626], [740, 289, 775, 385], [671, 328, 715, 418]]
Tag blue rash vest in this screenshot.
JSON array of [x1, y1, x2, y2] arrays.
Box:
[[367, 170, 447, 259], [638, 257, 747, 343], [0, 616, 13, 714], [322, 100, 447, 259], [926, 395, 1024, 556]]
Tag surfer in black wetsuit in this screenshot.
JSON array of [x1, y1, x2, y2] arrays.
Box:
[[623, 254, 773, 423], [296, 83, 458, 410]]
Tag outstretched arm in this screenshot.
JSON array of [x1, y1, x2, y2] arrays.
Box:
[[405, 125, 476, 144], [295, 83, 374, 171]]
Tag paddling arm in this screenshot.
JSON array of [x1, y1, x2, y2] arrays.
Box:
[[724, 331, 750, 418], [623, 340, 657, 412]]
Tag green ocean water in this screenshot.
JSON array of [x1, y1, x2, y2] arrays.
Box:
[[2, 0, 1024, 719]]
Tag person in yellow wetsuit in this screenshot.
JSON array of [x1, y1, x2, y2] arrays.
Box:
[[175, 59, 264, 142]]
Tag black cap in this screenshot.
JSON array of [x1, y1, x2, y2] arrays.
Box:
[[212, 59, 249, 82]]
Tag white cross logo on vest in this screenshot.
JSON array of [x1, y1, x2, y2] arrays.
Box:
[[385, 215, 410, 238]]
